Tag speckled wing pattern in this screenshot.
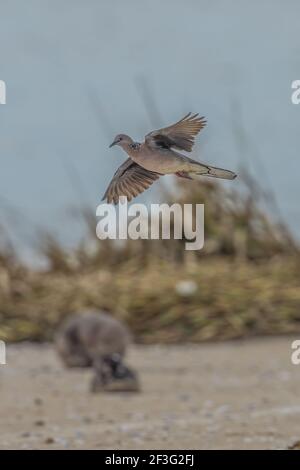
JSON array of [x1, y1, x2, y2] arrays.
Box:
[[102, 158, 161, 204], [145, 112, 206, 152]]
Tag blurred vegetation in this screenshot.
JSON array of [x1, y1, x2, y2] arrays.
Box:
[[0, 174, 300, 344]]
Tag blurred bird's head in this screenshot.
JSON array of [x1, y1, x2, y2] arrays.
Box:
[[109, 134, 133, 150]]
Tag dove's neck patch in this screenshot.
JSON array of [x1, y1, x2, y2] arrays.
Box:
[[130, 142, 141, 150]]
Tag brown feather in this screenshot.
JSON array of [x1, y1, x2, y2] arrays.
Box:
[[102, 158, 161, 204], [145, 112, 206, 152]]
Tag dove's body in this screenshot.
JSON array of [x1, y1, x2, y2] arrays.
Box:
[[103, 113, 236, 204], [127, 144, 191, 173]]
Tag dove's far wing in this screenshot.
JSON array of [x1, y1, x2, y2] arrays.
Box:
[[102, 158, 161, 204], [145, 112, 206, 152]]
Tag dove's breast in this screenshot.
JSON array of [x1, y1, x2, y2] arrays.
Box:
[[129, 145, 188, 174]]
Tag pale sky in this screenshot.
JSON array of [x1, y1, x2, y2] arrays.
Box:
[[0, 0, 299, 261]]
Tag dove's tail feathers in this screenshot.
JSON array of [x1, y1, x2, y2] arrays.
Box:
[[188, 163, 237, 180]]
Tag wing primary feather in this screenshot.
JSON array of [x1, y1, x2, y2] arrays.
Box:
[[145, 113, 207, 152], [102, 160, 161, 204]]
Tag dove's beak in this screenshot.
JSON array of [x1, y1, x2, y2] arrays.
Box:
[[109, 140, 117, 148]]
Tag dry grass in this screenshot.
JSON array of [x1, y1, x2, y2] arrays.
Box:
[[0, 177, 300, 343]]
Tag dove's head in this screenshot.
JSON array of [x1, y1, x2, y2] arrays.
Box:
[[109, 134, 133, 150]]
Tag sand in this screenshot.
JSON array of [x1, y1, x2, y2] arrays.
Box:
[[0, 337, 300, 450]]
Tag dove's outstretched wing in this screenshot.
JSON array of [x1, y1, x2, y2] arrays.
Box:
[[145, 112, 206, 152], [102, 158, 161, 204]]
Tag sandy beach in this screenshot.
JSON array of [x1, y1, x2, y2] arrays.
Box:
[[0, 337, 300, 450]]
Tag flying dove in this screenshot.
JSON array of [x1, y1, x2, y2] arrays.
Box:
[[103, 113, 236, 204]]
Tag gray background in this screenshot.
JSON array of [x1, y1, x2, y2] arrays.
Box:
[[0, 0, 299, 261]]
